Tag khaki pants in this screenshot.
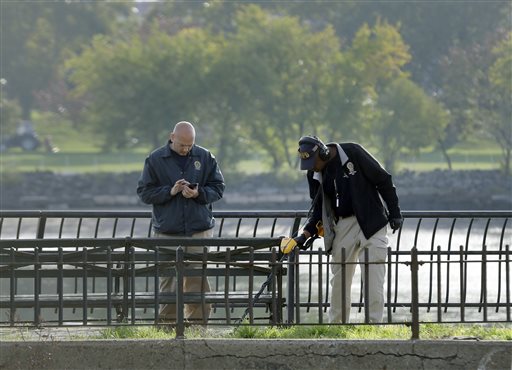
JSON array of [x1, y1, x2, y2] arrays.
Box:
[[154, 228, 213, 324], [329, 216, 388, 323]]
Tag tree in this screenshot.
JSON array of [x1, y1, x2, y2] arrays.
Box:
[[0, 2, 130, 121], [335, 20, 411, 143], [437, 31, 511, 173], [66, 25, 217, 150], [272, 1, 510, 92], [371, 78, 449, 173], [487, 34, 512, 175], [437, 43, 490, 170], [219, 5, 343, 169], [0, 98, 22, 137]]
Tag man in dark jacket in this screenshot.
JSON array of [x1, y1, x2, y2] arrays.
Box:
[[285, 135, 402, 323], [137, 121, 225, 325]]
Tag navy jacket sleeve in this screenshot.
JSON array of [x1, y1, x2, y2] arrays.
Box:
[[303, 171, 323, 236], [136, 156, 173, 205]]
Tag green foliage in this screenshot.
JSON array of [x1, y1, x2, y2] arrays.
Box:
[[100, 326, 171, 340], [233, 325, 261, 339], [338, 20, 412, 144], [372, 78, 449, 172], [66, 25, 218, 151], [3, 2, 509, 173], [349, 20, 411, 89], [1, 2, 131, 118], [4, 323, 510, 341], [97, 325, 222, 340], [223, 5, 344, 169], [487, 33, 512, 175], [0, 98, 21, 136]]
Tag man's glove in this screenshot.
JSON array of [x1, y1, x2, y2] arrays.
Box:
[[280, 234, 307, 254], [315, 221, 324, 237], [389, 217, 403, 233]]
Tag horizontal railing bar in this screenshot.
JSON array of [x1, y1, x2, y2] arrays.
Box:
[[1, 267, 275, 279], [0, 237, 282, 249], [0, 251, 278, 263], [1, 210, 510, 219], [4, 297, 507, 310], [0, 291, 282, 308]]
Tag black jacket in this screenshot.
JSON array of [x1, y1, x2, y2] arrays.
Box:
[[137, 141, 225, 235], [304, 142, 401, 240]]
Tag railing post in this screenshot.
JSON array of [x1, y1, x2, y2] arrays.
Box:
[[36, 213, 46, 239], [201, 246, 208, 325], [459, 245, 465, 322], [481, 244, 488, 322], [386, 247, 392, 323], [130, 246, 136, 324], [318, 248, 323, 324], [294, 248, 301, 324], [154, 247, 160, 324], [106, 246, 112, 325], [34, 247, 40, 327], [175, 247, 185, 339], [364, 248, 370, 324], [270, 248, 277, 326], [224, 249, 231, 324], [341, 248, 347, 323], [506, 245, 510, 322], [248, 247, 254, 324], [286, 251, 295, 324], [436, 246, 442, 322], [410, 247, 420, 340], [82, 247, 88, 325], [121, 238, 131, 322], [58, 247, 64, 325], [9, 248, 15, 326]]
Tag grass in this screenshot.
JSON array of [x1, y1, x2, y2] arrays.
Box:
[[232, 323, 512, 340], [91, 323, 512, 341], [397, 141, 502, 172], [2, 323, 509, 341], [1, 151, 148, 173], [0, 112, 504, 174]]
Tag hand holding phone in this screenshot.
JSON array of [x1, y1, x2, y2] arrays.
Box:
[[187, 183, 198, 189]]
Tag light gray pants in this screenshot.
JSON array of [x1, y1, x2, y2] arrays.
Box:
[[329, 216, 388, 323], [153, 228, 213, 324]]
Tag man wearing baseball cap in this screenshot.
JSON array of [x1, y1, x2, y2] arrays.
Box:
[[284, 135, 403, 323]]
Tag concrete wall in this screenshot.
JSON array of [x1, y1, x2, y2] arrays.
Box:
[[1, 339, 510, 370]]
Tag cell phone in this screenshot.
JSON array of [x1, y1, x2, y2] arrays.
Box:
[[187, 183, 198, 189]]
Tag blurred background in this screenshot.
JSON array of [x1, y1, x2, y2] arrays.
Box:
[[1, 0, 510, 211]]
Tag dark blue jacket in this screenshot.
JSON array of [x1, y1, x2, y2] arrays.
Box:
[[304, 142, 401, 240], [137, 141, 225, 235]]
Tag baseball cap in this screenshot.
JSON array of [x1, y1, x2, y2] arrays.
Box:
[[298, 137, 321, 170]]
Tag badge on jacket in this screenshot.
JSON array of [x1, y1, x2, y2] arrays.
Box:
[[346, 162, 357, 176]]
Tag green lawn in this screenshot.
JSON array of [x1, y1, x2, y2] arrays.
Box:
[[1, 151, 148, 173], [0, 113, 503, 174], [397, 141, 502, 171], [93, 323, 511, 341]]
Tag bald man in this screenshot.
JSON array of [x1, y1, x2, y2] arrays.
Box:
[[137, 121, 225, 325]]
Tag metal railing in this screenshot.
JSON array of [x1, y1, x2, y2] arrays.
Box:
[[0, 210, 510, 339]]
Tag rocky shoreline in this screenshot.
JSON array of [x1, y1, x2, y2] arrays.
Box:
[[0, 170, 510, 210]]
